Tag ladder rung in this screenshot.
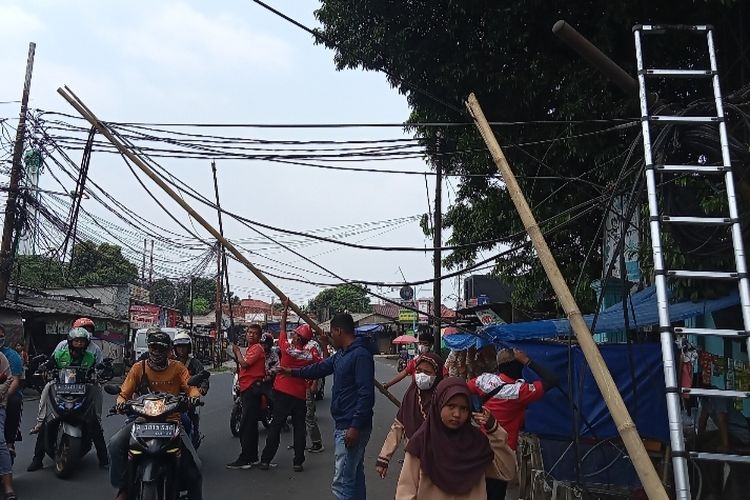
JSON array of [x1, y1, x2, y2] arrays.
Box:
[[643, 69, 714, 78], [667, 270, 738, 280], [635, 24, 712, 33], [654, 164, 730, 174], [690, 452, 750, 464], [648, 115, 719, 123], [674, 327, 749, 337], [661, 216, 732, 225], [681, 388, 750, 398]]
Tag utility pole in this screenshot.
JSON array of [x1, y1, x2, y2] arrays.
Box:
[[141, 238, 147, 284], [148, 239, 154, 286], [432, 135, 443, 351], [214, 241, 223, 368], [210, 160, 234, 362], [0, 42, 36, 301], [189, 276, 194, 332]]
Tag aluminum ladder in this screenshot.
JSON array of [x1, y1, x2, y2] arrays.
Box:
[[634, 24, 750, 500]]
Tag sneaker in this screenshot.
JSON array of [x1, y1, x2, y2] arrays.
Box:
[[258, 462, 270, 471], [293, 465, 304, 472], [250, 459, 262, 466], [27, 458, 43, 472], [306, 443, 324, 453], [225, 458, 253, 470]]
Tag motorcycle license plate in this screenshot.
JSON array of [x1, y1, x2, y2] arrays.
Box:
[[56, 384, 86, 395], [133, 423, 177, 438]]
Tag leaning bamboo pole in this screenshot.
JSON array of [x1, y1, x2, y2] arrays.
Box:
[[466, 93, 668, 500], [57, 86, 402, 408]]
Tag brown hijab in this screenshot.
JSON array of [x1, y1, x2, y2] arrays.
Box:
[[396, 352, 444, 438], [405, 377, 494, 495]]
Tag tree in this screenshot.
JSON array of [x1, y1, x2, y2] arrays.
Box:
[[13, 241, 139, 288], [315, 1, 750, 310], [149, 276, 216, 315], [307, 284, 371, 320], [191, 297, 210, 316]]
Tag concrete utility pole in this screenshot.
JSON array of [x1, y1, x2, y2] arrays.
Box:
[[432, 142, 443, 350], [466, 93, 668, 500], [214, 240, 223, 369], [211, 160, 234, 355], [0, 42, 36, 301]]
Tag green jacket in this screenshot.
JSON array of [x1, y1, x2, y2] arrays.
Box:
[[53, 345, 96, 369]]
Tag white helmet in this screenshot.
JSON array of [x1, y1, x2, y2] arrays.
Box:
[[173, 332, 192, 350]]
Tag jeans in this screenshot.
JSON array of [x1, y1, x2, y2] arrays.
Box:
[[261, 390, 306, 466], [108, 422, 202, 499], [332, 427, 371, 500], [305, 389, 322, 445], [486, 478, 508, 500], [0, 408, 11, 475], [238, 388, 261, 462]]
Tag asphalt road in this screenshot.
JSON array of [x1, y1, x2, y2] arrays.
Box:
[[11, 358, 409, 499]]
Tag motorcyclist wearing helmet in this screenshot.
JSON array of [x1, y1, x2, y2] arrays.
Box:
[[108, 328, 203, 500], [173, 332, 208, 448], [258, 299, 321, 472], [27, 327, 109, 471], [260, 333, 279, 378]]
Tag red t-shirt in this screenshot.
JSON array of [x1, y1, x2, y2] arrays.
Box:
[[273, 330, 321, 399], [467, 372, 544, 450], [405, 356, 449, 378], [238, 343, 266, 393]]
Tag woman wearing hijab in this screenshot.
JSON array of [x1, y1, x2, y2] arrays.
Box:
[[395, 377, 516, 500], [376, 353, 444, 478]]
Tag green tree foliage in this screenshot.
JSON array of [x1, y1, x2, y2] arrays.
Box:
[[307, 284, 371, 320], [315, 1, 749, 310], [13, 241, 138, 288], [149, 277, 217, 315]]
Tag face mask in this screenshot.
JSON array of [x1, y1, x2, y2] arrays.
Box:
[[148, 349, 169, 371], [417, 345, 430, 354], [414, 372, 436, 390]]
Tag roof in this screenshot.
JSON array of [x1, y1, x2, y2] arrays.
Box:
[[240, 298, 272, 311], [317, 312, 395, 332], [0, 295, 121, 321], [441, 304, 457, 319], [372, 303, 399, 319]]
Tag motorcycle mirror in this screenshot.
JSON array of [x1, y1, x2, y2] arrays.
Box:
[[103, 384, 121, 396]]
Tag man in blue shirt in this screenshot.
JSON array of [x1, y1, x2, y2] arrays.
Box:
[[279, 313, 374, 500], [0, 326, 23, 460]]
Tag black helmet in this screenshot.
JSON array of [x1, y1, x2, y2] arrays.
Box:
[[147, 328, 172, 349], [261, 333, 274, 348]]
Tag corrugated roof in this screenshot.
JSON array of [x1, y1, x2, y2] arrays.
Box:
[[0, 295, 120, 321]]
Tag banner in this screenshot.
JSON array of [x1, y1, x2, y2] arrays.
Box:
[[129, 303, 160, 329]]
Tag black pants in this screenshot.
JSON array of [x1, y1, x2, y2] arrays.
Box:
[[33, 417, 108, 464], [261, 390, 306, 466], [238, 388, 262, 462], [486, 477, 508, 500]]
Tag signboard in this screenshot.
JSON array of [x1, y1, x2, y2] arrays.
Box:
[[129, 303, 161, 329], [476, 308, 504, 326], [399, 309, 418, 323], [603, 195, 640, 282], [417, 300, 432, 324]]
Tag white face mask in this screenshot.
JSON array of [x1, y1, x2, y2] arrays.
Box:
[[414, 372, 436, 390], [417, 345, 430, 354]]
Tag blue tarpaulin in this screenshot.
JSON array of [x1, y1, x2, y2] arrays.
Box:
[[444, 286, 739, 350], [516, 340, 669, 442], [355, 324, 384, 335]]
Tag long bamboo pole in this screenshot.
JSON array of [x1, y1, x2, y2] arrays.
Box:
[[466, 93, 668, 500], [56, 86, 402, 408]]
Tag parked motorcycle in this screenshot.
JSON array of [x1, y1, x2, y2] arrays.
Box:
[[34, 356, 113, 479], [229, 373, 272, 437], [104, 370, 209, 500]]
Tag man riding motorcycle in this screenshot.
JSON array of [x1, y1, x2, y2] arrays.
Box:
[[27, 327, 108, 471], [108, 329, 203, 500], [173, 332, 208, 448]]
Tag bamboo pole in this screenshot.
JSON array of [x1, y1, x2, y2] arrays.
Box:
[[466, 93, 668, 500], [56, 86, 402, 408]]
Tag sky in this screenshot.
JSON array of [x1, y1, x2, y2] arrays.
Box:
[[0, 0, 466, 308]]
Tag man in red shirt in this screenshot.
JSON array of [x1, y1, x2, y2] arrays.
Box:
[[468, 347, 558, 500], [226, 324, 266, 469], [259, 301, 321, 472]]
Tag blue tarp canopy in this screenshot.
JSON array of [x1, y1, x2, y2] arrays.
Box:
[[355, 324, 384, 335], [444, 286, 739, 350], [510, 340, 669, 442]]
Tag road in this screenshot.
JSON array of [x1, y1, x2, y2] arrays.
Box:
[[11, 357, 409, 499]]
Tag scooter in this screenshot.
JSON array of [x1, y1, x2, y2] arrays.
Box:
[[35, 357, 113, 479], [104, 371, 209, 500], [230, 372, 273, 437]]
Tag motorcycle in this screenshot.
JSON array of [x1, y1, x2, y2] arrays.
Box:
[[34, 356, 113, 479], [104, 370, 209, 500], [229, 373, 272, 437]]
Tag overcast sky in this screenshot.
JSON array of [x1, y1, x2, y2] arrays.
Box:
[[0, 0, 470, 308]]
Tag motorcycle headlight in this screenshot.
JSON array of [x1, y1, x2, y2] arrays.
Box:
[[134, 398, 178, 417]]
